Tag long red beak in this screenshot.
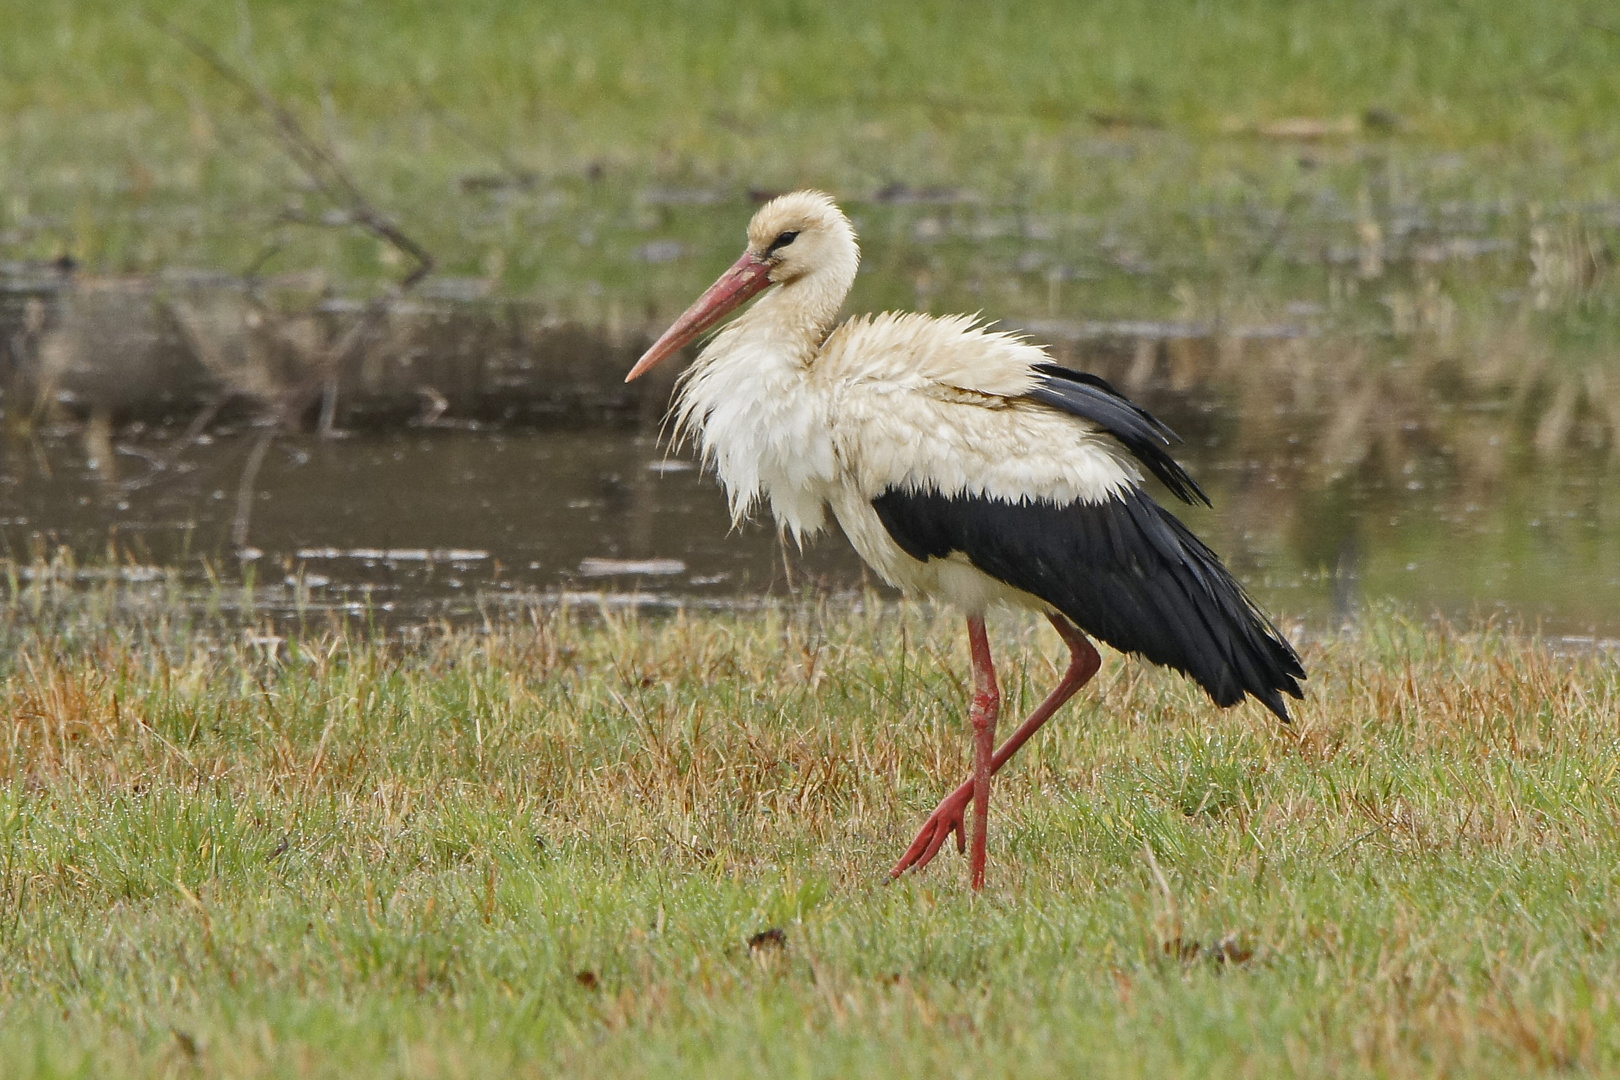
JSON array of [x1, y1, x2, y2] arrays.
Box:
[[625, 252, 773, 382]]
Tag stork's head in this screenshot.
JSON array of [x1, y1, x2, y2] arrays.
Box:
[[744, 189, 858, 287], [625, 190, 859, 381]]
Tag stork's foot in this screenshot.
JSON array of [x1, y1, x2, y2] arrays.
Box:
[[890, 781, 973, 879]]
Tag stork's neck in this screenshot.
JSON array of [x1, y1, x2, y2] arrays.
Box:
[[672, 236, 857, 538], [729, 244, 859, 363]]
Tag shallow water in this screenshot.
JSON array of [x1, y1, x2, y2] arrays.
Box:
[[3, 191, 1619, 637], [4, 408, 1617, 638], [1, 426, 854, 616]]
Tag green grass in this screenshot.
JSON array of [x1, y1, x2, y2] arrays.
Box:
[[9, 0, 1619, 153], [1, 595, 1617, 1077], [4, 1, 1619, 302], [5, 11, 1620, 1066]]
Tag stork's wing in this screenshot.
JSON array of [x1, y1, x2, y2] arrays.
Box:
[[823, 316, 1219, 509], [871, 484, 1305, 722], [1024, 364, 1210, 507]]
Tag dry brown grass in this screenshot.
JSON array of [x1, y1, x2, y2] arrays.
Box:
[[0, 601, 1616, 1077]]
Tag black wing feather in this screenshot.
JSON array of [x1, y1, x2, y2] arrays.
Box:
[[872, 486, 1305, 721], [1025, 363, 1211, 507]]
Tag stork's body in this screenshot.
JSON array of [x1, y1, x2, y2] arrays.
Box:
[[628, 191, 1304, 889]]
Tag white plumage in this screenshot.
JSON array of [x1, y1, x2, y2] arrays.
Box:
[[676, 298, 1138, 608], [627, 190, 1303, 890]]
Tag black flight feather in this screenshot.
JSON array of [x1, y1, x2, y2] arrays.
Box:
[[1024, 363, 1211, 507], [871, 486, 1305, 722]]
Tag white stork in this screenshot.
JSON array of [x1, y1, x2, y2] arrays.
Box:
[[626, 190, 1304, 890]]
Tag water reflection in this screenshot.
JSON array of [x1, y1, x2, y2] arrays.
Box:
[[2, 407, 1615, 636], [0, 426, 864, 617]]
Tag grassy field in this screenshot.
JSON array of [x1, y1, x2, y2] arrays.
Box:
[[5, 8, 1620, 1073], [4, 1, 1619, 303], [0, 595, 1617, 1077]]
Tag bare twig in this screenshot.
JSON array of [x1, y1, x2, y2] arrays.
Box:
[[1248, 190, 1308, 275], [145, 12, 438, 547], [241, 241, 284, 281], [147, 14, 433, 279], [231, 426, 276, 549]]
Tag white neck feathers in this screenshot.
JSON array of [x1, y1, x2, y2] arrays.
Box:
[[671, 231, 860, 538]]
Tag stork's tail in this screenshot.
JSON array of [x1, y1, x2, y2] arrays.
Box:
[[872, 485, 1307, 721], [1067, 491, 1306, 722]]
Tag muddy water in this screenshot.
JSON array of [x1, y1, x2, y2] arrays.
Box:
[[1, 426, 859, 616], [4, 405, 1617, 638], [4, 192, 1620, 636]]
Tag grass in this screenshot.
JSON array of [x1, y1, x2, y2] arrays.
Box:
[[1, 593, 1617, 1077], [4, 1, 1620, 301], [4, 10, 1619, 1067]]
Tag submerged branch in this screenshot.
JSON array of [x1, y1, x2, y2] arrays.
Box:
[[231, 427, 276, 550]]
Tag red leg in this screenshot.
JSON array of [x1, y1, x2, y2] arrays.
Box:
[[966, 616, 999, 891], [891, 613, 1102, 883]]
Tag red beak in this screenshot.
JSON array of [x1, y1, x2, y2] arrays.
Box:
[[625, 252, 774, 382]]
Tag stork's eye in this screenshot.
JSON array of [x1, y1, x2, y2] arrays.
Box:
[[766, 230, 800, 255]]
